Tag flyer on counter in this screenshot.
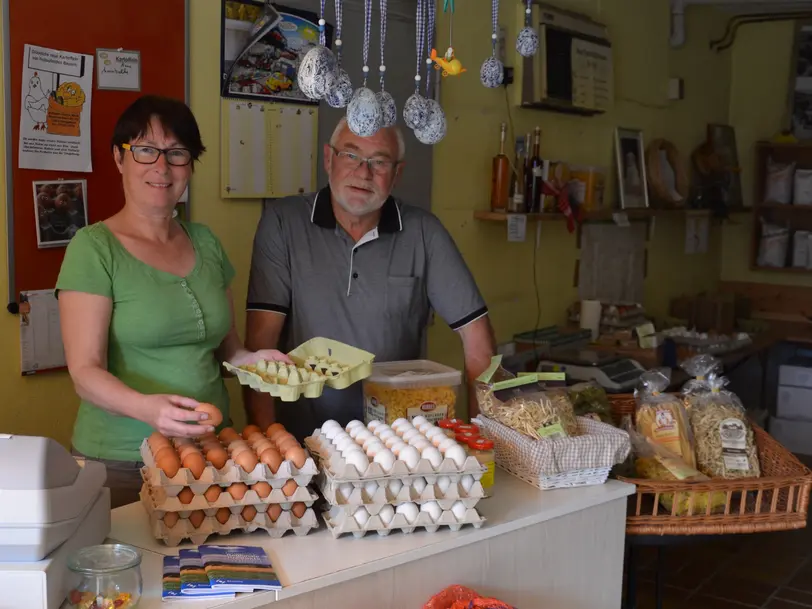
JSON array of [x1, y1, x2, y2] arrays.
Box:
[[18, 44, 93, 173], [199, 545, 282, 591], [177, 552, 236, 598], [162, 556, 235, 601]]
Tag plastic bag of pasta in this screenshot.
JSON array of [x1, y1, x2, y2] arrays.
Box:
[[568, 382, 614, 424], [634, 368, 696, 469], [688, 374, 761, 479], [475, 356, 578, 440], [679, 354, 722, 412], [626, 422, 727, 516]]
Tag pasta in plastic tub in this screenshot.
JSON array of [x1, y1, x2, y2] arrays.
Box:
[[687, 374, 761, 479], [362, 360, 462, 425], [635, 368, 696, 468]]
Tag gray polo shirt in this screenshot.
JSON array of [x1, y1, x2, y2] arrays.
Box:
[[247, 187, 487, 439]]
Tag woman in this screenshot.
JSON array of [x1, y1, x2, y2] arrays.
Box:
[[57, 95, 288, 508]]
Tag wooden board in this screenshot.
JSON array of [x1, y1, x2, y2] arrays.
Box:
[[719, 281, 812, 324], [5, 0, 187, 305]]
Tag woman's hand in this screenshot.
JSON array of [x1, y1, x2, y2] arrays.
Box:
[[140, 394, 214, 438], [229, 349, 293, 367]]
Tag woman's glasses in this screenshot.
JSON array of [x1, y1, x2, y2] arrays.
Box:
[[121, 143, 192, 166]]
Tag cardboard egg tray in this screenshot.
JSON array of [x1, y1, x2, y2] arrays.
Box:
[[224, 337, 375, 401], [317, 474, 485, 510], [305, 431, 487, 481], [141, 490, 318, 546], [322, 504, 486, 539], [142, 482, 318, 513], [139, 438, 318, 490]]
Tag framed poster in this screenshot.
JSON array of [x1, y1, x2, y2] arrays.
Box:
[[220, 1, 331, 104], [789, 22, 812, 139], [32, 179, 88, 248]]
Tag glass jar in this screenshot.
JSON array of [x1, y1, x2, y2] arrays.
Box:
[[468, 437, 495, 493], [66, 544, 143, 609], [455, 424, 479, 436], [438, 418, 464, 438]]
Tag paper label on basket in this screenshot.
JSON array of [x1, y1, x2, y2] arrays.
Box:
[[407, 401, 448, 423], [537, 421, 566, 440], [719, 418, 750, 471], [364, 396, 386, 423], [651, 406, 682, 456]]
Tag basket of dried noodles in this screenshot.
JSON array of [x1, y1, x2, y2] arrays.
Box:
[[473, 357, 631, 490]]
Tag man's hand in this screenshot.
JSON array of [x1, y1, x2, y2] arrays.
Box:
[[457, 315, 497, 419]]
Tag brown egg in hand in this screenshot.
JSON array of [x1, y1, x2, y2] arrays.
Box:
[[163, 512, 179, 529], [177, 487, 195, 505], [234, 449, 258, 474], [266, 504, 282, 522], [251, 481, 272, 499], [215, 507, 231, 524], [242, 425, 262, 440], [291, 502, 306, 518], [259, 448, 283, 474], [182, 452, 206, 479], [195, 403, 223, 427], [282, 479, 298, 497], [218, 427, 240, 444], [227, 483, 248, 500], [204, 485, 222, 503], [188, 510, 206, 529], [242, 505, 258, 522], [206, 447, 228, 470], [285, 446, 307, 469]]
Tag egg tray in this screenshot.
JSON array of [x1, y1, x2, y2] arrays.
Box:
[[141, 491, 319, 546], [224, 337, 375, 401], [142, 482, 318, 514], [305, 432, 487, 481], [139, 438, 318, 490], [322, 504, 486, 539], [318, 474, 485, 510]]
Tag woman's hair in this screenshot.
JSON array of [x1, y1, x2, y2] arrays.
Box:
[[111, 95, 206, 162]]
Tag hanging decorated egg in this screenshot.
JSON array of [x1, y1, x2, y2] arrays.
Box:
[[326, 69, 353, 108], [376, 90, 397, 127], [297, 46, 338, 99], [516, 27, 539, 58], [347, 87, 383, 137], [480, 56, 504, 88], [403, 93, 430, 131], [414, 99, 446, 145]]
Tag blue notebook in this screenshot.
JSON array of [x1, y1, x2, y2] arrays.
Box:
[[176, 551, 235, 598], [198, 545, 282, 591]]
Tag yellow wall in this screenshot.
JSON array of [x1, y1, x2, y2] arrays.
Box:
[[427, 0, 730, 368], [0, 0, 744, 446], [722, 20, 803, 286]]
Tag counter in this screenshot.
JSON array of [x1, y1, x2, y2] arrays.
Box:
[[108, 472, 635, 609]]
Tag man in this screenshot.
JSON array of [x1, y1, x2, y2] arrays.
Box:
[[244, 117, 495, 440]]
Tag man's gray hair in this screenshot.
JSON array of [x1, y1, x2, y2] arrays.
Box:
[[329, 117, 406, 161]]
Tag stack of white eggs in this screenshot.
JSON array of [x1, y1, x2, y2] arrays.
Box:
[[310, 417, 487, 538]]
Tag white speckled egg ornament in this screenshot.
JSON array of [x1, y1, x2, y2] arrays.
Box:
[[297, 46, 338, 100], [403, 92, 429, 130], [347, 87, 382, 137], [376, 90, 397, 128], [516, 0, 539, 58], [326, 68, 353, 109], [414, 98, 446, 145], [480, 56, 504, 88]]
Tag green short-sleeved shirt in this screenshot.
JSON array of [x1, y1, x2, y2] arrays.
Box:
[[56, 221, 235, 461]]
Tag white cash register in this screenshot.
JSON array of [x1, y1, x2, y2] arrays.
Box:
[[0, 435, 111, 609]]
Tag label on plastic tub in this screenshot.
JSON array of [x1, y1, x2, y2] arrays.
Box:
[[408, 401, 448, 423], [720, 418, 750, 472], [364, 397, 386, 424]]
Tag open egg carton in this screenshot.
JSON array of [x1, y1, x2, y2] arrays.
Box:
[[139, 438, 318, 491], [322, 503, 486, 539], [224, 337, 375, 401], [141, 490, 318, 546], [142, 481, 318, 512]]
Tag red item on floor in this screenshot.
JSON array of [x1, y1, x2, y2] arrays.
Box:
[[423, 585, 515, 609]]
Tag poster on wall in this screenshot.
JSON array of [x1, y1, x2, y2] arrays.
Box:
[[32, 179, 88, 248], [221, 0, 331, 104], [18, 44, 94, 172]]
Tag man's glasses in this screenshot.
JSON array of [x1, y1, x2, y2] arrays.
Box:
[[330, 145, 398, 176], [121, 143, 192, 166]]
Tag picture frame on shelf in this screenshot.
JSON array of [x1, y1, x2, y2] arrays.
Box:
[[614, 127, 649, 209], [707, 123, 743, 208]]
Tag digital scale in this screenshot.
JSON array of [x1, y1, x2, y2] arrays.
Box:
[[540, 349, 646, 393]]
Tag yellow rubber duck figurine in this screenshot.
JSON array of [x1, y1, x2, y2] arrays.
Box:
[[431, 47, 466, 77]]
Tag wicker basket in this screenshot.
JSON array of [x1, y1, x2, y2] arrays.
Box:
[[610, 394, 812, 536]]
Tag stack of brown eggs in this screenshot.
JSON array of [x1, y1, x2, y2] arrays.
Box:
[[140, 423, 320, 546]]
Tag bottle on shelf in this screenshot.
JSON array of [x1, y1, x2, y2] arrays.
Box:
[[509, 135, 527, 213], [522, 132, 533, 213], [527, 126, 543, 213], [490, 122, 510, 212]]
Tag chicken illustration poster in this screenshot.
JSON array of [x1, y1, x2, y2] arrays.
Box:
[[18, 44, 93, 172]]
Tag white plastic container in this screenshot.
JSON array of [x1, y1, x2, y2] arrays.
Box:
[[362, 360, 463, 425]]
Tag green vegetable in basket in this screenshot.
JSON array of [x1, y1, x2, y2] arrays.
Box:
[[568, 382, 614, 424]]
